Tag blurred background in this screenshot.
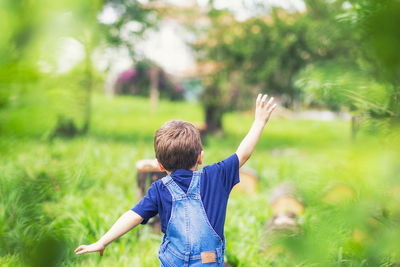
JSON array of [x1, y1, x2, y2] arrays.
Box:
[[1, 0, 399, 266]]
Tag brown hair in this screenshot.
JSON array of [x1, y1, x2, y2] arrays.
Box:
[[154, 120, 203, 172]]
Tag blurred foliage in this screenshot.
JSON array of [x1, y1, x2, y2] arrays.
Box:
[[354, 0, 400, 84], [0, 0, 102, 136], [295, 0, 400, 120], [354, 0, 400, 118], [0, 169, 69, 267], [295, 62, 391, 114], [0, 0, 159, 136]]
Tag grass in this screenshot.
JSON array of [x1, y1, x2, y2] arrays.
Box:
[[0, 93, 399, 266]]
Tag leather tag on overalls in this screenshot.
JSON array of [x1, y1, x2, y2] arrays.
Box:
[[201, 251, 216, 263]]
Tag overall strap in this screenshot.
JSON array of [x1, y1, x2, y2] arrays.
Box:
[[186, 170, 202, 196], [162, 175, 186, 200]]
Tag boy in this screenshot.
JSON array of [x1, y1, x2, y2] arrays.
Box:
[[75, 94, 276, 266]]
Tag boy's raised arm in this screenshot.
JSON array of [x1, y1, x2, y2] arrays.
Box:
[[75, 210, 143, 256], [236, 94, 276, 168]]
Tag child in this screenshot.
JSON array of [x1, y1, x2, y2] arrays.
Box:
[[75, 94, 276, 266]]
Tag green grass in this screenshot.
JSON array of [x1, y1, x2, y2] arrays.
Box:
[[1, 93, 399, 266]]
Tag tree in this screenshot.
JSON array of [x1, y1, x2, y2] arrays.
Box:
[[70, 0, 159, 134], [46, 0, 157, 135], [101, 0, 159, 59], [194, 0, 355, 133]]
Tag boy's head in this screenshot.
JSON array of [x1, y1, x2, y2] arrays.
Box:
[[154, 120, 203, 172]]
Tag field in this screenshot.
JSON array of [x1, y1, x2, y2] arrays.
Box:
[[1, 94, 399, 266]]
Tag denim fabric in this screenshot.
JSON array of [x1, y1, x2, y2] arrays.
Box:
[[159, 171, 225, 267]]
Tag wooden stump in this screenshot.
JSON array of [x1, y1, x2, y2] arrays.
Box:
[[269, 182, 304, 216], [261, 182, 304, 257], [136, 159, 166, 233], [266, 182, 304, 230], [232, 168, 258, 195]]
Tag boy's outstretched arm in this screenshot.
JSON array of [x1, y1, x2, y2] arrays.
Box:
[[236, 94, 276, 168], [75, 210, 143, 256]]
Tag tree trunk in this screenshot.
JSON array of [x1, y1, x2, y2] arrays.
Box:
[[81, 43, 93, 135], [205, 105, 224, 134], [149, 67, 159, 113]]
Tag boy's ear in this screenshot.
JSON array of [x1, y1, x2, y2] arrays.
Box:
[[156, 159, 167, 172], [197, 151, 204, 165]]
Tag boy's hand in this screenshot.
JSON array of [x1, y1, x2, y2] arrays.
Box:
[[74, 210, 143, 257], [75, 241, 105, 256], [236, 94, 276, 167], [255, 94, 277, 125]]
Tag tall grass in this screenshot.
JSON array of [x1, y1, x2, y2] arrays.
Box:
[[1, 94, 399, 266]]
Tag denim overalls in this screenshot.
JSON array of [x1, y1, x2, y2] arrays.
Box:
[[158, 171, 225, 267]]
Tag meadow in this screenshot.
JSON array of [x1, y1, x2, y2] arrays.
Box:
[[1, 94, 399, 266]]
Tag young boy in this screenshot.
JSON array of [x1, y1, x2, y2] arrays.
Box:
[[75, 94, 276, 266]]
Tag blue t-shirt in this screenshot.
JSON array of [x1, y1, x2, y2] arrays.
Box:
[[132, 153, 240, 240]]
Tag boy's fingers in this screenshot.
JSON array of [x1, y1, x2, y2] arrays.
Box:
[[75, 249, 87, 255], [268, 103, 277, 113], [74, 246, 84, 253], [261, 94, 268, 107], [256, 94, 262, 106], [100, 250, 103, 256], [75, 245, 90, 255], [265, 97, 274, 109], [261, 94, 268, 102]]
